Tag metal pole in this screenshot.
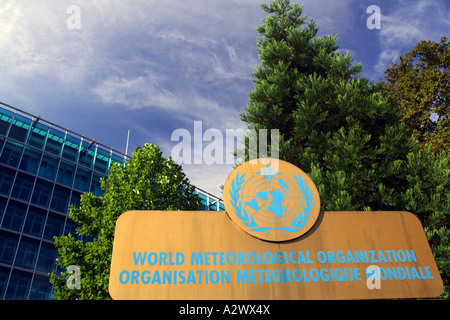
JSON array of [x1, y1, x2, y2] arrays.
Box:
[[125, 130, 130, 156]]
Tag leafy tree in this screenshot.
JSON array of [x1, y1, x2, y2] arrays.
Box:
[[382, 37, 449, 157], [49, 143, 201, 299], [240, 0, 449, 298]]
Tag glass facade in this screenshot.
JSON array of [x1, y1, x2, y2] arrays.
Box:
[[0, 102, 224, 300]]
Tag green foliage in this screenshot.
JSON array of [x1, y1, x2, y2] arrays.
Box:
[[49, 143, 201, 300], [401, 148, 450, 299], [241, 0, 449, 298], [382, 37, 449, 158]]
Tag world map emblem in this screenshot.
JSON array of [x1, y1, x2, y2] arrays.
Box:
[[223, 158, 321, 242]]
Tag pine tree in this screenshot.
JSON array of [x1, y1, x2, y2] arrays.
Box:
[[240, 0, 449, 298], [242, 0, 409, 210]]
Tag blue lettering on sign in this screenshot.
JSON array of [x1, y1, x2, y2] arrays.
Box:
[[235, 268, 363, 283], [118, 250, 432, 286], [118, 269, 231, 285], [133, 252, 185, 265]]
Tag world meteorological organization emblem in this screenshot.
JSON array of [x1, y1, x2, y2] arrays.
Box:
[[223, 159, 321, 242]]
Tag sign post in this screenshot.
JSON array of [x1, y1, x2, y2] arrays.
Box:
[[109, 159, 443, 300]]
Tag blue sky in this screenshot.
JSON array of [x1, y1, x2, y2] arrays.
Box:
[[1, 0, 448, 197]]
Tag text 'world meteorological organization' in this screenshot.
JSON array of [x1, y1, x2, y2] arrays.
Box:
[[131, 249, 418, 266], [117, 248, 435, 285]]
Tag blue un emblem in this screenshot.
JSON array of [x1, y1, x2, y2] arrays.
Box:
[[224, 159, 321, 242]]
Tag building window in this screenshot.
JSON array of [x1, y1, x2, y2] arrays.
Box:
[[43, 212, 65, 241], [56, 160, 75, 187], [9, 115, 30, 143], [14, 237, 40, 270], [1, 201, 27, 232], [91, 173, 105, 196], [31, 179, 52, 208], [78, 148, 94, 168], [0, 266, 10, 299], [69, 191, 82, 208], [197, 192, 208, 211], [0, 140, 24, 168], [0, 196, 6, 222], [4, 270, 32, 300], [38, 155, 59, 181], [0, 166, 15, 196], [36, 242, 57, 273], [50, 185, 71, 213], [11, 172, 35, 202], [61, 135, 80, 162], [0, 111, 13, 135], [23, 206, 47, 238], [19, 147, 41, 175], [94, 149, 110, 174], [29, 275, 52, 300], [0, 232, 19, 265], [44, 129, 63, 156], [27, 125, 47, 150], [74, 167, 91, 192]]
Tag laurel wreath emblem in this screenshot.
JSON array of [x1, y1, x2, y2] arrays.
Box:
[[229, 172, 315, 235]]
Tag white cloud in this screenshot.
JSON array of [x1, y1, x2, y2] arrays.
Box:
[[2, 0, 447, 197], [92, 72, 243, 129], [374, 49, 401, 76], [374, 0, 449, 74], [92, 75, 183, 111], [299, 0, 361, 34], [0, 1, 258, 121], [183, 162, 232, 198]]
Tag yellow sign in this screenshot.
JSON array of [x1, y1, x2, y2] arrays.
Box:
[[223, 158, 321, 242], [109, 210, 443, 300], [109, 158, 443, 300]]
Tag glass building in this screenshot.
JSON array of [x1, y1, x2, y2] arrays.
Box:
[[0, 102, 224, 299]]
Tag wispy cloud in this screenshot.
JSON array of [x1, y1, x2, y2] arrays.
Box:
[[374, 0, 450, 74], [1, 0, 448, 195], [92, 74, 182, 111]]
